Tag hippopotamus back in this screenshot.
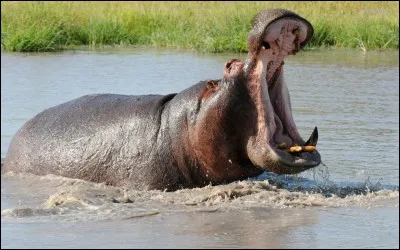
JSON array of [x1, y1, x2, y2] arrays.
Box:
[[3, 93, 185, 190]]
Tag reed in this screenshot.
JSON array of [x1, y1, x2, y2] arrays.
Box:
[[1, 1, 398, 52]]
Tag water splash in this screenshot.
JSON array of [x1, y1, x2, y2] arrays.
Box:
[[251, 164, 398, 199], [1, 171, 398, 221]]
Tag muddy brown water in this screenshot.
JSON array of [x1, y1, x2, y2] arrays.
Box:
[[1, 48, 399, 248]]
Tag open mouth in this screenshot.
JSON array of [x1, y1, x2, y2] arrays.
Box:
[[246, 14, 320, 174]]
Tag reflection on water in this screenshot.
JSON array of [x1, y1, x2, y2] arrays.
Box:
[[1, 208, 319, 249], [1, 48, 399, 248]]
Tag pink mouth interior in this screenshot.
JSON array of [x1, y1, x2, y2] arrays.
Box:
[[259, 18, 310, 148]]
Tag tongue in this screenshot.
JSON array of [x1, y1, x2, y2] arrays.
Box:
[[273, 112, 293, 146]]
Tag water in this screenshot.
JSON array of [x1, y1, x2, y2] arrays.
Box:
[[1, 48, 399, 248]]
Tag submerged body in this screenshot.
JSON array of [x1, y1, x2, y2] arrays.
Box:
[[3, 9, 321, 190]]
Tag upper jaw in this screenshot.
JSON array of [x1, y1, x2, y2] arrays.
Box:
[[261, 17, 311, 85], [247, 9, 314, 58]]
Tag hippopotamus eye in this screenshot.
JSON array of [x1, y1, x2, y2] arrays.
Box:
[[262, 41, 270, 49]]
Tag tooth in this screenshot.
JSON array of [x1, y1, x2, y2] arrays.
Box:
[[287, 145, 316, 154], [288, 145, 302, 153], [305, 126, 318, 146], [303, 146, 316, 152], [278, 143, 288, 149]]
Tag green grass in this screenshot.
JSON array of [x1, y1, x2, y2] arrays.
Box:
[[1, 1, 398, 52]]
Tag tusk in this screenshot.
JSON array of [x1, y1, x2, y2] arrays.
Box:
[[305, 126, 318, 147]]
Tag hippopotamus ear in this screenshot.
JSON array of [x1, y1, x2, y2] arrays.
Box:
[[248, 8, 314, 54], [200, 80, 220, 100], [206, 80, 219, 90]]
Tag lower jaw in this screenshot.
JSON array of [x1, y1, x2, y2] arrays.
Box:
[[270, 148, 321, 174], [250, 59, 320, 173], [249, 140, 321, 174], [259, 161, 320, 175], [262, 162, 313, 175], [247, 142, 320, 175]]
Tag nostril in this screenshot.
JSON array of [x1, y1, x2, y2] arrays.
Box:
[[292, 27, 300, 35], [262, 41, 270, 49], [225, 61, 233, 70]]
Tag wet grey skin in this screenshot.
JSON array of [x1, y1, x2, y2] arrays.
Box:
[[2, 9, 320, 191]]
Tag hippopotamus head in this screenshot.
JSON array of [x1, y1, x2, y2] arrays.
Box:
[[188, 9, 320, 179]]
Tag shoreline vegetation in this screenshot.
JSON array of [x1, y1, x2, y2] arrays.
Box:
[[1, 1, 398, 53]]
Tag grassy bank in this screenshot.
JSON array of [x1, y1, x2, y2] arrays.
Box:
[[1, 1, 398, 52]]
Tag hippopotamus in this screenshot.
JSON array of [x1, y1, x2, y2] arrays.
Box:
[[3, 9, 321, 191]]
